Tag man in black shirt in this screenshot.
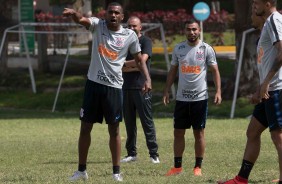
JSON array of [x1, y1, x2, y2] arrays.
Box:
[[121, 16, 160, 164]]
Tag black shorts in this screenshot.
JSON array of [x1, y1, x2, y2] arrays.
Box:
[[173, 100, 208, 129], [252, 102, 268, 128], [79, 80, 123, 124], [253, 90, 282, 131]]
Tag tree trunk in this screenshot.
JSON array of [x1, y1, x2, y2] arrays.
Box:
[[222, 0, 260, 99], [0, 0, 18, 76], [0, 36, 8, 76], [37, 34, 49, 72]]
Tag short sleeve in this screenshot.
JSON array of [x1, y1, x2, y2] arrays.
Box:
[[129, 32, 141, 55], [171, 46, 179, 66], [88, 17, 100, 32], [206, 45, 217, 65], [141, 36, 152, 58], [266, 14, 282, 45]]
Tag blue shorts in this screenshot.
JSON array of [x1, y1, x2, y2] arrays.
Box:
[[79, 80, 123, 124], [173, 100, 208, 129], [253, 90, 282, 131]]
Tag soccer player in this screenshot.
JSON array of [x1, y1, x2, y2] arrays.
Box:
[[163, 19, 222, 176], [121, 16, 160, 164], [62, 2, 152, 182], [218, 0, 282, 183], [217, 6, 266, 184]]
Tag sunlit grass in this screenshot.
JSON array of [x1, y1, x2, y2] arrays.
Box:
[[0, 114, 277, 184]]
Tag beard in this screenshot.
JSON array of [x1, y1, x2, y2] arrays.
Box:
[[188, 35, 200, 43], [256, 10, 265, 16]]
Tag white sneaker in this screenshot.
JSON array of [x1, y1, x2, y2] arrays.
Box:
[[112, 173, 123, 181], [120, 156, 137, 163], [69, 170, 88, 182], [150, 156, 160, 164]]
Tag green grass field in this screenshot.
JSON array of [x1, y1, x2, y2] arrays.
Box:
[[0, 56, 252, 119], [0, 48, 273, 183], [0, 111, 278, 184]]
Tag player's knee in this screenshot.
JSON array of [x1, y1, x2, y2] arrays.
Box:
[[246, 129, 257, 140], [108, 123, 120, 137], [174, 129, 185, 137], [80, 122, 93, 135]]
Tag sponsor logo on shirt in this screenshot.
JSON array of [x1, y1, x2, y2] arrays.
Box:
[[98, 44, 118, 60], [181, 63, 201, 74], [97, 70, 118, 84], [178, 45, 186, 50], [182, 90, 199, 99]]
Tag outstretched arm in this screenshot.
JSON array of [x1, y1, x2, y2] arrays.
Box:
[[210, 64, 222, 105], [62, 8, 91, 29], [260, 40, 282, 99], [163, 65, 178, 106]]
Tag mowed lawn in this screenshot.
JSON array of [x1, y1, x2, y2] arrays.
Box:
[[0, 113, 278, 184]]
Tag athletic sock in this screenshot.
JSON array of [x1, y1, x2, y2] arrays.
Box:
[[78, 164, 86, 172], [238, 159, 254, 179], [174, 157, 182, 168], [194, 157, 203, 168], [113, 166, 120, 174]]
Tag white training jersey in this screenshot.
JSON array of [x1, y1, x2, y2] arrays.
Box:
[[87, 17, 141, 89], [171, 40, 217, 102], [257, 11, 282, 91]]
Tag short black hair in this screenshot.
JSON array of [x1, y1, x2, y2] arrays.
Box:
[[184, 19, 200, 28], [107, 2, 123, 12], [185, 19, 199, 25]]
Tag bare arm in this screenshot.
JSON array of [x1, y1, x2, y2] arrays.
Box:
[[133, 52, 151, 92], [122, 58, 139, 72], [123, 53, 149, 72], [62, 8, 91, 29], [163, 65, 178, 105], [249, 86, 261, 104], [260, 40, 282, 99], [209, 64, 222, 105]]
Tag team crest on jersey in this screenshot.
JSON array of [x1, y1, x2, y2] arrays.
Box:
[[115, 37, 125, 47], [196, 51, 204, 61]]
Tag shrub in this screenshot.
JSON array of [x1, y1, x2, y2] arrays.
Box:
[[35, 8, 232, 46], [127, 9, 231, 45]]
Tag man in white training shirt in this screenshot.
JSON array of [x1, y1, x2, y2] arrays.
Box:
[[63, 2, 151, 182], [163, 19, 222, 177]]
